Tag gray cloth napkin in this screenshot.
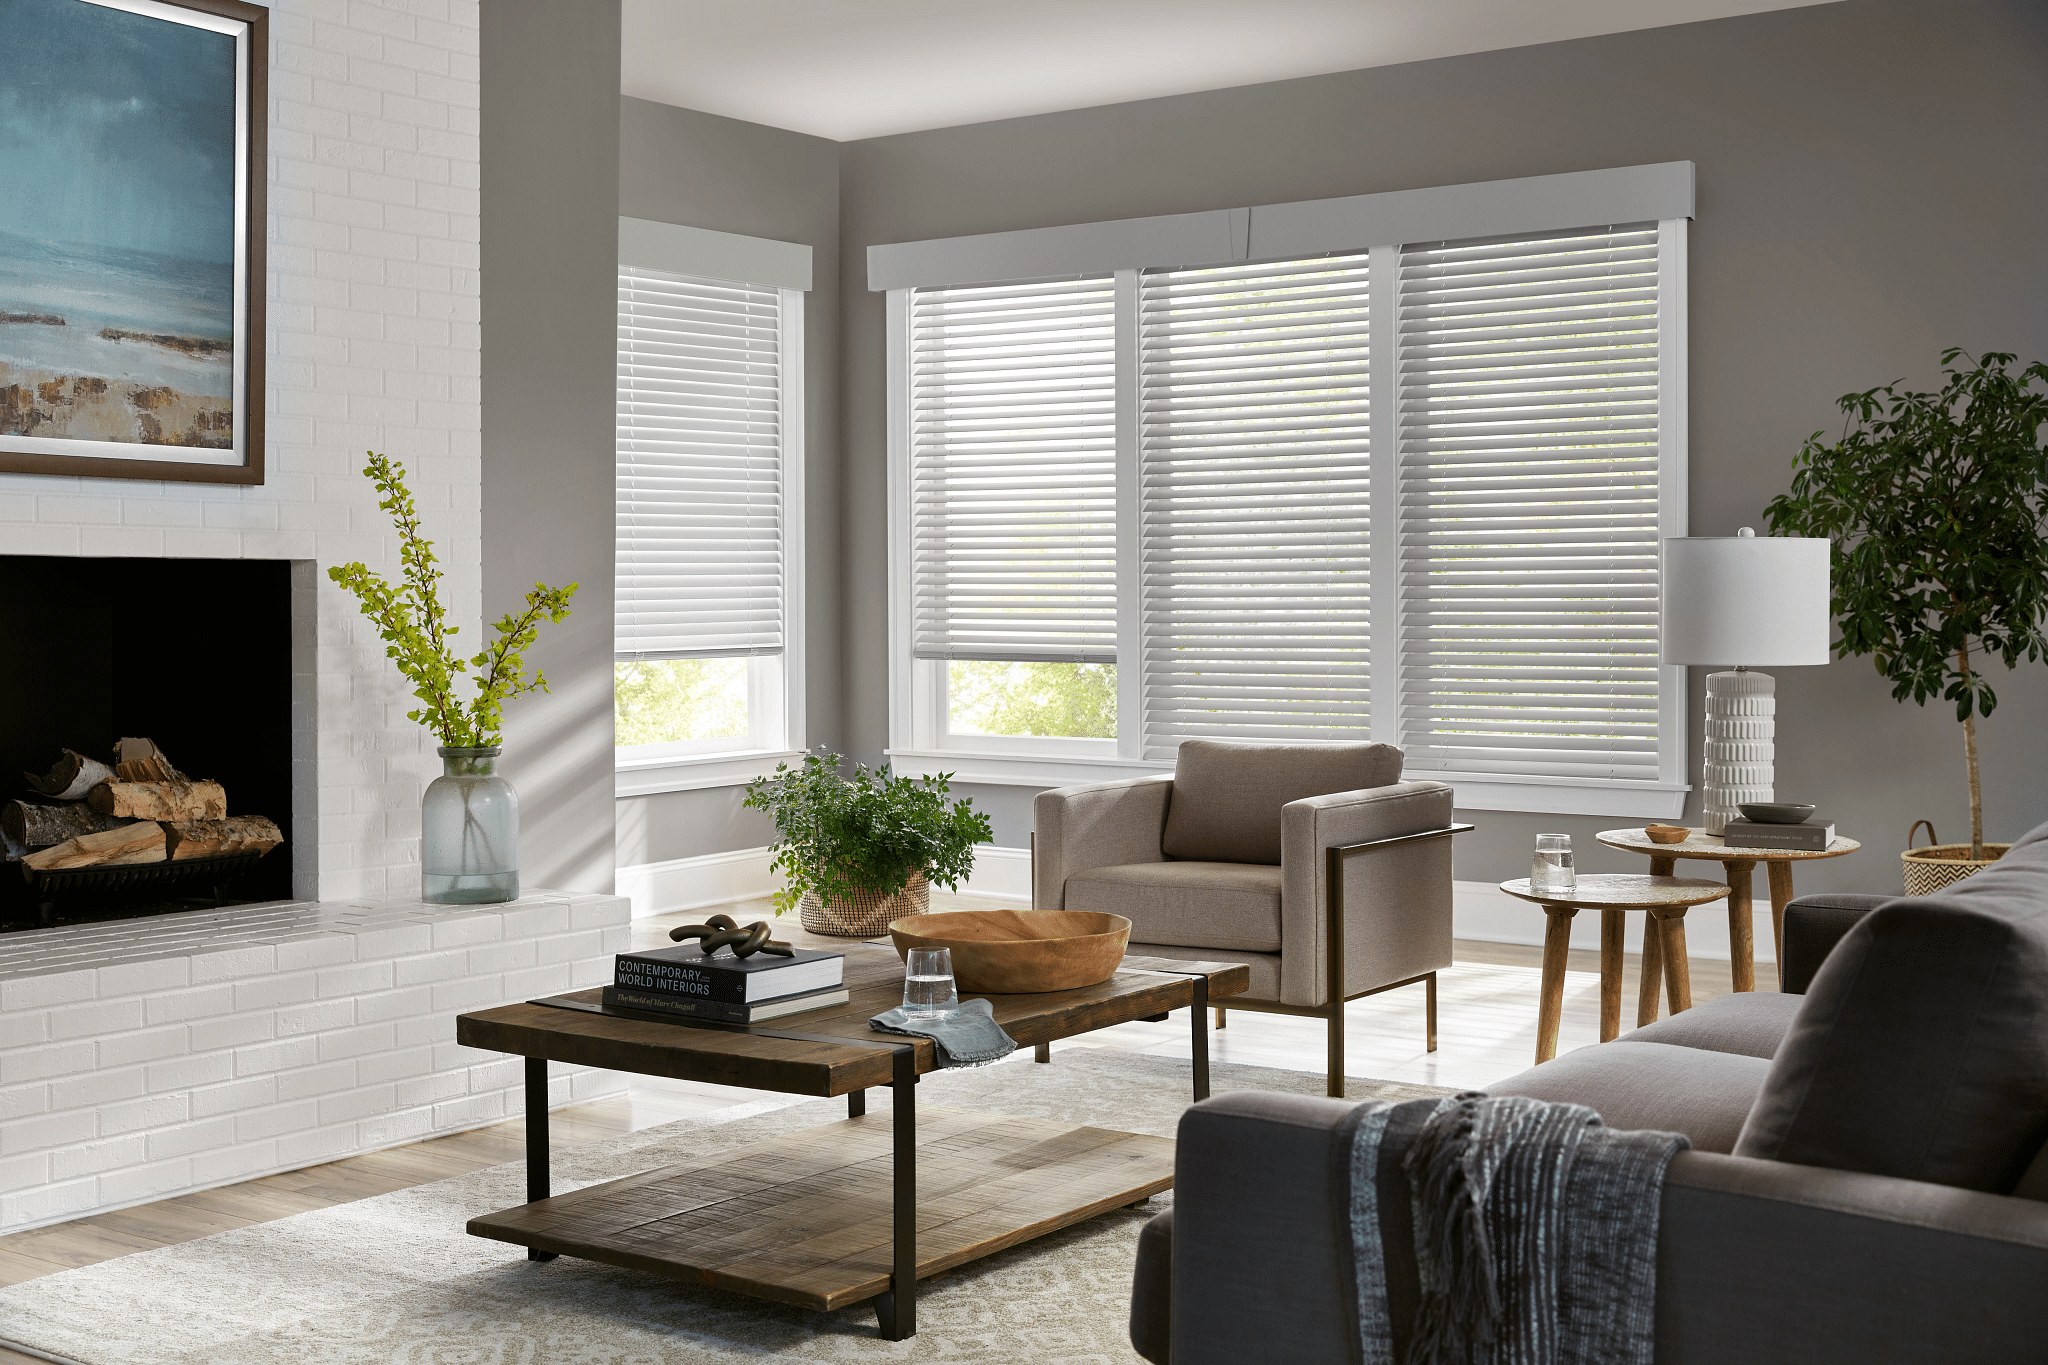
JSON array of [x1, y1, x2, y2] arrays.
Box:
[[868, 996, 1017, 1066]]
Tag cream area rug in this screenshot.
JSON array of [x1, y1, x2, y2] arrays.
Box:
[[0, 1052, 1451, 1365]]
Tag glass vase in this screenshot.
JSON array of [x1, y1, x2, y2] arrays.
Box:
[[422, 745, 519, 904]]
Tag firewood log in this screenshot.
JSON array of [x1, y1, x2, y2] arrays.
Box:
[[21, 822, 167, 873], [1, 800, 126, 850], [88, 780, 227, 822], [112, 737, 185, 784], [24, 749, 114, 801], [164, 815, 282, 860]]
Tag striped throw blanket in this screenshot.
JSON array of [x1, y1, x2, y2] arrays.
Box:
[[1335, 1092, 1687, 1365]]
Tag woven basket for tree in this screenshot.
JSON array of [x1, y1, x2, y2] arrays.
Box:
[[1901, 821, 2008, 896], [798, 871, 930, 937]]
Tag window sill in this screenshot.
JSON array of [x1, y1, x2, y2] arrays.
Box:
[[615, 749, 803, 798], [885, 748, 1689, 818]]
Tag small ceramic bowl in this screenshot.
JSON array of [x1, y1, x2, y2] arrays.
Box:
[[1739, 802, 1817, 825], [1643, 824, 1690, 844]]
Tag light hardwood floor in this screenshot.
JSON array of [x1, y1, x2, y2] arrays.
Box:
[[0, 892, 1750, 1359]]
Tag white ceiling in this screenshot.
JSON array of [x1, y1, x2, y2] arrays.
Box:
[[620, 0, 1841, 142]]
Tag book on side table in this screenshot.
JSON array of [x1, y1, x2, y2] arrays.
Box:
[[1723, 817, 1835, 851]]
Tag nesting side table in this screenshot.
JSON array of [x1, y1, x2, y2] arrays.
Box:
[[1596, 828, 1861, 991], [1499, 874, 1731, 1064]]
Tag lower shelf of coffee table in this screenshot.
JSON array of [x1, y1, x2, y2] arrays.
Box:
[[467, 1104, 1175, 1312]]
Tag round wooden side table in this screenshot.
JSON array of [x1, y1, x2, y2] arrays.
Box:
[[1499, 874, 1731, 1065], [1596, 828, 1861, 992]]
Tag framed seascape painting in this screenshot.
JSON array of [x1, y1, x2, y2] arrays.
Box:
[[0, 0, 266, 484]]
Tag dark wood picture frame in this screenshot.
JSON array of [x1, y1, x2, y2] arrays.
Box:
[[0, 0, 268, 485]]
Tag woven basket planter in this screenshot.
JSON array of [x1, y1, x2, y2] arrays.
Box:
[[798, 871, 930, 938], [1901, 822, 2009, 895]]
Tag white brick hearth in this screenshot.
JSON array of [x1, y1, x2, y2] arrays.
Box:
[[0, 892, 627, 1233]]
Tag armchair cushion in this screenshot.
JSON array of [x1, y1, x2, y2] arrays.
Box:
[[1735, 820, 2048, 1193], [1066, 861, 1283, 953], [1161, 739, 1402, 864]]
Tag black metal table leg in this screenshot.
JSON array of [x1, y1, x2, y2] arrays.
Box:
[[848, 1088, 865, 1118], [872, 1046, 918, 1339], [1189, 975, 1210, 1102], [524, 1056, 557, 1261]]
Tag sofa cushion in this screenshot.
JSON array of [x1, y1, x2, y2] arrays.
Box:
[[1161, 740, 1402, 865], [1067, 861, 1283, 952], [1734, 820, 2048, 1193], [2015, 1143, 2048, 1204], [1626, 990, 1801, 1060], [1488, 1041, 1770, 1154]]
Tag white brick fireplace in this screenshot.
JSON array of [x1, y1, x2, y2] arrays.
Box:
[[0, 0, 631, 1235]]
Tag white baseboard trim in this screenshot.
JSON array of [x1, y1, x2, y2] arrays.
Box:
[[615, 844, 1035, 919], [1454, 878, 1769, 964], [616, 847, 778, 919]]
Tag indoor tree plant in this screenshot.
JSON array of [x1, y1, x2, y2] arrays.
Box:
[[329, 453, 577, 903], [1765, 349, 2048, 884], [744, 750, 993, 936]]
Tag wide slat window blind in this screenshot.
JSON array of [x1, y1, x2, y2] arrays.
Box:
[[909, 277, 1118, 663], [1138, 255, 1373, 755], [616, 267, 782, 660], [1395, 223, 1663, 778]]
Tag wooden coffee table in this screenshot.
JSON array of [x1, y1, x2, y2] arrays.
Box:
[[1597, 827, 1861, 991], [456, 944, 1248, 1341], [1499, 874, 1731, 1064]]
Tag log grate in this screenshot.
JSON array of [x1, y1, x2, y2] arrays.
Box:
[[22, 849, 274, 929]]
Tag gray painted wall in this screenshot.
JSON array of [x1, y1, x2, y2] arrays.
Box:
[[836, 0, 2048, 894], [615, 99, 842, 866], [480, 0, 622, 893]]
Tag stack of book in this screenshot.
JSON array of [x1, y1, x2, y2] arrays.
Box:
[[604, 943, 847, 1023], [1723, 816, 1836, 851]]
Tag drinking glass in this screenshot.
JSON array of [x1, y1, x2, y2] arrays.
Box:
[[902, 947, 959, 1020], [1531, 833, 1576, 895]]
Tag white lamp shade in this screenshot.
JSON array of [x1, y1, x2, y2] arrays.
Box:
[[1662, 533, 1831, 666]]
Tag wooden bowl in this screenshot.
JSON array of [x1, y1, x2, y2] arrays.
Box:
[[1644, 824, 1691, 844], [887, 909, 1131, 994]]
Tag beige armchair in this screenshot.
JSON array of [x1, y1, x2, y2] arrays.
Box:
[[1032, 740, 1466, 1097]]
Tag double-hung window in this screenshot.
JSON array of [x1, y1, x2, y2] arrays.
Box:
[[880, 164, 1691, 816], [615, 219, 807, 795]]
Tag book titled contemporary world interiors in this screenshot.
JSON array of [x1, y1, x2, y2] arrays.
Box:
[[1723, 817, 1836, 851], [614, 944, 844, 1004], [602, 983, 851, 1024]]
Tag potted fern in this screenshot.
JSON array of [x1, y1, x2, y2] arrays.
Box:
[[744, 750, 993, 936], [1765, 350, 2048, 890], [328, 453, 577, 903]]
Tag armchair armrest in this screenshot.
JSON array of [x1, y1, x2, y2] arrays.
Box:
[[1658, 1149, 2048, 1363], [1275, 780, 1459, 1006], [1780, 893, 1890, 993], [1032, 775, 1173, 911]]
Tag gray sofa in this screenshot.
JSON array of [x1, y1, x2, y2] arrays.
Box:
[[1132, 822, 2048, 1364]]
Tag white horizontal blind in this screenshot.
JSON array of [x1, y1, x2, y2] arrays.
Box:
[[1395, 223, 1663, 778], [909, 277, 1118, 663], [616, 267, 783, 660], [1137, 255, 1373, 756]]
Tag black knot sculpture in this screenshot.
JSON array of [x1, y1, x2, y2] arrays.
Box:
[[668, 912, 795, 959]]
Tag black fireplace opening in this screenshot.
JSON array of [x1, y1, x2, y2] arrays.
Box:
[[0, 555, 296, 929]]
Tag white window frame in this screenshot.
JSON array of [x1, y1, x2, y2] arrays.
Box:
[[615, 220, 809, 797], [881, 166, 1692, 817]]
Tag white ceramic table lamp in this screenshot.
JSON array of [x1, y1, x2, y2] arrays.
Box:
[[1662, 529, 1831, 834]]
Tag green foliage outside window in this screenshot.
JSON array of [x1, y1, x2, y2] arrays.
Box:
[[614, 658, 748, 747], [947, 660, 1116, 738]]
